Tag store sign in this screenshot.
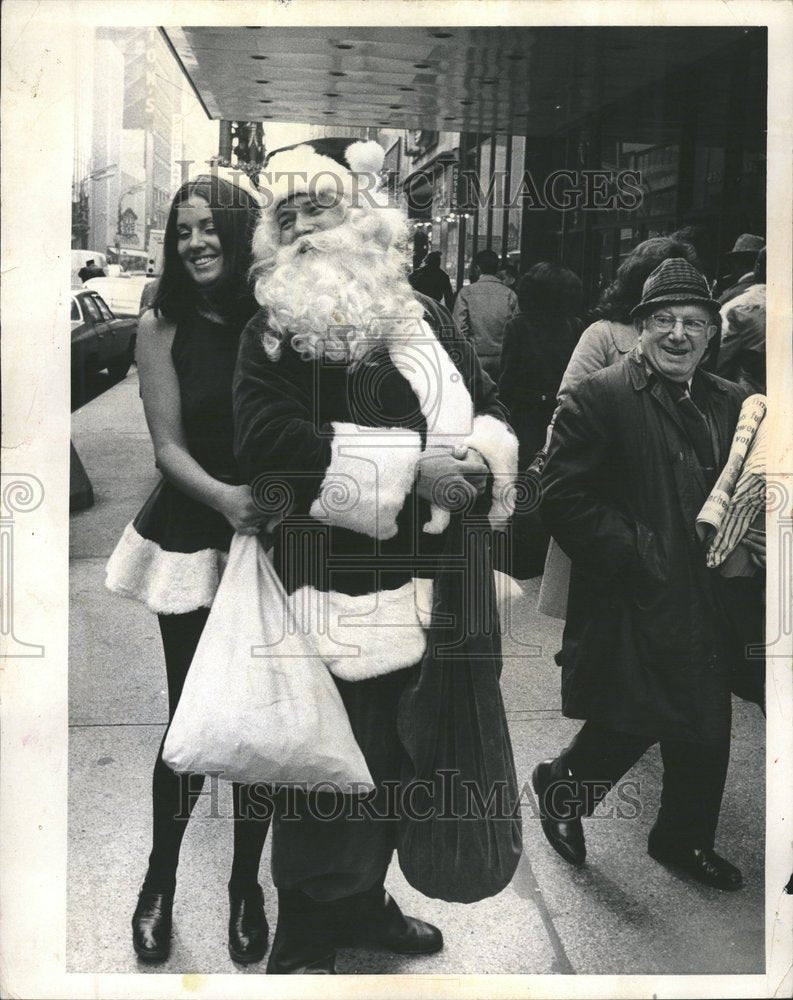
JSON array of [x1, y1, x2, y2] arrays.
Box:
[[119, 207, 139, 242], [123, 32, 158, 130], [145, 43, 156, 125]]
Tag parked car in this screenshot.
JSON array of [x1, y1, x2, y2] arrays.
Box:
[[83, 271, 151, 319], [71, 289, 137, 384]]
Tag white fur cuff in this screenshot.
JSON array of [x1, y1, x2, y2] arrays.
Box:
[[309, 422, 422, 539], [464, 414, 520, 526], [287, 578, 434, 681]]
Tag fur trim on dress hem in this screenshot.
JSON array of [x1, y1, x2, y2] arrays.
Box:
[[105, 522, 228, 615]]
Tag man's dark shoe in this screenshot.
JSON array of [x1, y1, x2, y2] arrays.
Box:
[[265, 890, 336, 974], [132, 888, 174, 962], [228, 883, 269, 963], [647, 837, 743, 891], [339, 887, 443, 955], [532, 759, 586, 866]]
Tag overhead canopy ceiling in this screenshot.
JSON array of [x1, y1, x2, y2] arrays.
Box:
[[162, 26, 758, 138]]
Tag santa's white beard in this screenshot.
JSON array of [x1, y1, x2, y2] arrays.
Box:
[[252, 212, 425, 364]]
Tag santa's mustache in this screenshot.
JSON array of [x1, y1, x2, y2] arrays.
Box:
[[286, 223, 370, 260]]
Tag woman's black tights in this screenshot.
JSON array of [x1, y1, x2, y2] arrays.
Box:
[[141, 609, 270, 893]]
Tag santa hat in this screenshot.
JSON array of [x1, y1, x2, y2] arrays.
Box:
[[259, 137, 386, 212]]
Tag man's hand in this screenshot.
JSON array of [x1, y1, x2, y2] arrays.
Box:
[[416, 446, 489, 509], [742, 526, 766, 569]]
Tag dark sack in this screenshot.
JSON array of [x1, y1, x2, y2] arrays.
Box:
[[396, 517, 523, 902], [492, 466, 548, 580]]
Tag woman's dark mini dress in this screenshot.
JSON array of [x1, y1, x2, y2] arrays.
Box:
[[106, 312, 243, 614]]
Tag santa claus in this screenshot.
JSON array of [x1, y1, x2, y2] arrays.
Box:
[[233, 137, 520, 974]]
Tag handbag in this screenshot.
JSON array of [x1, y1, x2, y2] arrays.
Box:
[[163, 533, 374, 791], [396, 517, 523, 902]]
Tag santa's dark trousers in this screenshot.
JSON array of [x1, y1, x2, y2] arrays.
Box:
[[270, 669, 411, 901], [560, 715, 732, 850]]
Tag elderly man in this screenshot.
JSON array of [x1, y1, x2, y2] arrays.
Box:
[[533, 258, 763, 891], [233, 138, 518, 973]]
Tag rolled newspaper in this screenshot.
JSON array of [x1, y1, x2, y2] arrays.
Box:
[[696, 394, 767, 573]]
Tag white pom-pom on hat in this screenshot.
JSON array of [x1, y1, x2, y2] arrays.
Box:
[[344, 140, 386, 175]]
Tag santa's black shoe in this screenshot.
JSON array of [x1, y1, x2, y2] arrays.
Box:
[[337, 884, 443, 955], [265, 889, 336, 974]]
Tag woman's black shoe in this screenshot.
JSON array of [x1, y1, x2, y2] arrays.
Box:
[[228, 883, 269, 963], [132, 888, 174, 962]]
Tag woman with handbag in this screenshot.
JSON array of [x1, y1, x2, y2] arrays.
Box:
[[105, 174, 271, 964]]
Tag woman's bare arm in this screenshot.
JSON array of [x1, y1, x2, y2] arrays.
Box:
[[136, 310, 262, 534]]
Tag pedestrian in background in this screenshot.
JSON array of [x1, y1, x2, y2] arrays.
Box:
[[498, 262, 583, 579], [553, 237, 703, 419], [78, 258, 106, 283], [715, 233, 764, 305], [717, 247, 766, 394], [497, 262, 519, 290], [452, 248, 518, 379], [535, 258, 762, 891], [499, 262, 584, 468], [105, 174, 272, 965], [408, 250, 454, 310]]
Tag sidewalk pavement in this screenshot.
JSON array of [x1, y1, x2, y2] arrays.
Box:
[[68, 369, 765, 977]]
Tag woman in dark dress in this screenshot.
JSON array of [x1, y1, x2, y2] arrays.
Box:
[[106, 175, 271, 964]]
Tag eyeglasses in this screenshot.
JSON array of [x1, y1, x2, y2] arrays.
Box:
[[649, 313, 711, 336]]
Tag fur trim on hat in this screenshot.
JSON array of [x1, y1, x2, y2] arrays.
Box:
[[260, 140, 385, 212]]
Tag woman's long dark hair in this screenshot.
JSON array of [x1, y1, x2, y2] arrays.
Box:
[[152, 174, 259, 325], [593, 237, 702, 323]]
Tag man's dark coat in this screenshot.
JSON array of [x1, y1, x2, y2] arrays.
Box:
[[541, 349, 760, 744]]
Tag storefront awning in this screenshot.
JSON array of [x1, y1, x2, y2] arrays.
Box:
[[161, 26, 750, 137]]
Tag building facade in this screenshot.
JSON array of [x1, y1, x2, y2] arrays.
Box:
[[395, 28, 766, 302]]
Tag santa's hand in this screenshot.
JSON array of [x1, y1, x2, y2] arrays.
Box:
[[416, 451, 488, 507], [742, 527, 766, 569], [455, 445, 489, 492]]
